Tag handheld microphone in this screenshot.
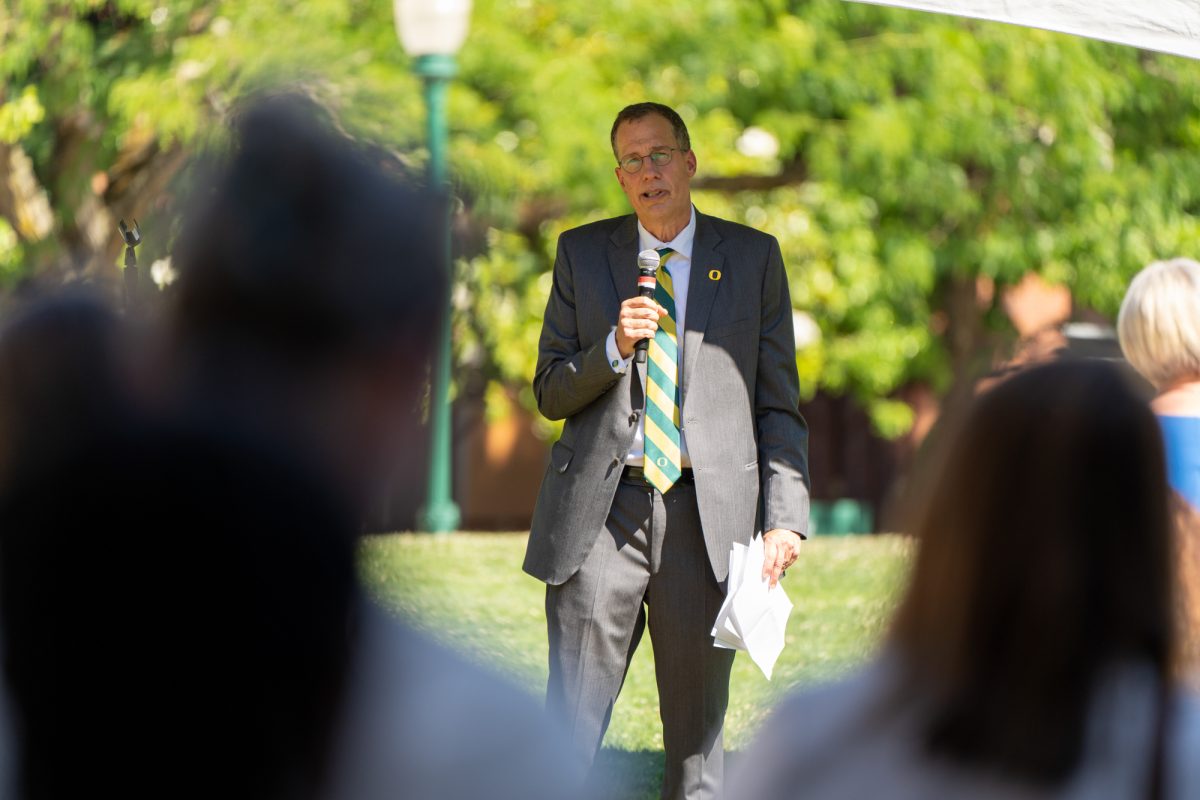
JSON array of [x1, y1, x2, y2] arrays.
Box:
[[634, 249, 660, 364]]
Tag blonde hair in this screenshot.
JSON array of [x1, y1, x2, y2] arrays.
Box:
[[1117, 258, 1200, 389]]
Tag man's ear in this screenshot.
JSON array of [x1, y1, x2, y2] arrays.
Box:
[[685, 149, 697, 177]]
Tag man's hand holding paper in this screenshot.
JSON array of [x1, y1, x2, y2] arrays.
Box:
[[711, 535, 795, 680]]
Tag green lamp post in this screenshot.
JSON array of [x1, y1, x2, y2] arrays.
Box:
[[395, 0, 472, 532]]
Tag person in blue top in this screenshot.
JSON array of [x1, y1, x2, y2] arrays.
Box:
[[1119, 256, 1200, 684], [1118, 257, 1200, 510]]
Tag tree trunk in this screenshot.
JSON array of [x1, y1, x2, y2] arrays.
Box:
[[0, 143, 55, 244], [940, 272, 1001, 417]]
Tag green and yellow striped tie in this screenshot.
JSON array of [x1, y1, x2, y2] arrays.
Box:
[[644, 247, 683, 493]]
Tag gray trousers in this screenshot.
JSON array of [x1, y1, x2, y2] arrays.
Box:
[[545, 476, 735, 800]]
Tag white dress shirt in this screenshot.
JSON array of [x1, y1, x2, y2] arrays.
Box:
[[605, 206, 696, 468]]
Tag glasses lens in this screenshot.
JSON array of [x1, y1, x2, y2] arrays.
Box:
[[649, 150, 673, 166], [621, 156, 643, 173]]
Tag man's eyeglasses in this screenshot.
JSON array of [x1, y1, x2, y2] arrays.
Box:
[[618, 147, 684, 174]]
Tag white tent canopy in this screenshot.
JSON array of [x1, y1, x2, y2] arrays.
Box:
[[845, 1, 1200, 61]]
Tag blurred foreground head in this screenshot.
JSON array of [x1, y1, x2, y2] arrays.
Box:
[[0, 421, 359, 800], [893, 359, 1173, 784], [0, 297, 360, 799], [0, 290, 129, 485], [168, 94, 444, 508], [0, 96, 450, 800]]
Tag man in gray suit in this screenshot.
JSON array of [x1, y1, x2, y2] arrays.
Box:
[[523, 102, 811, 800]]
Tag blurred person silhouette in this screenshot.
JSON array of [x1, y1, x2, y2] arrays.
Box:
[[0, 95, 583, 800], [0, 398, 360, 800], [160, 94, 583, 800], [0, 290, 131, 485], [729, 360, 1200, 799], [0, 289, 134, 800], [162, 95, 441, 515], [1119, 257, 1200, 511], [0, 243, 359, 800], [1118, 257, 1200, 682]]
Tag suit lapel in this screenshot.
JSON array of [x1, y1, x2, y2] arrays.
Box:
[[681, 212, 724, 409], [607, 215, 639, 307]]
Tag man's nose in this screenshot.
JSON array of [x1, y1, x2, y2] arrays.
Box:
[[641, 158, 663, 177]]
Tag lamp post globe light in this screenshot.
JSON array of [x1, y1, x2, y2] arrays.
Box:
[[395, 0, 471, 533]]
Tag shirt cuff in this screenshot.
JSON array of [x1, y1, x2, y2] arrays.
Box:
[[606, 330, 631, 374]]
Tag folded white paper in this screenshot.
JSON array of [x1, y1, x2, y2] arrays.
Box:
[[710, 536, 793, 680]]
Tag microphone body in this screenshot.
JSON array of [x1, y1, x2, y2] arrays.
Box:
[[634, 249, 661, 364]]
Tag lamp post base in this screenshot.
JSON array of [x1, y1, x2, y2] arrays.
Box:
[[417, 501, 461, 534]]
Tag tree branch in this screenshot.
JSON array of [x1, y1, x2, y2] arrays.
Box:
[[692, 161, 809, 192], [0, 143, 56, 244]]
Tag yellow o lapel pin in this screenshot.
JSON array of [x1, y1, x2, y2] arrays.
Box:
[[708, 269, 722, 281]]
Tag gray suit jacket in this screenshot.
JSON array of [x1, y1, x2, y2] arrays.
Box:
[[523, 210, 810, 586]]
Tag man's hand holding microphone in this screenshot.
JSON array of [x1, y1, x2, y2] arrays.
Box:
[[616, 249, 668, 360]]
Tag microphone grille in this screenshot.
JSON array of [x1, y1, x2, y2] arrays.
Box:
[[637, 249, 661, 269]]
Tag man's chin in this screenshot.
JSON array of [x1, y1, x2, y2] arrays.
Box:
[[636, 201, 673, 220]]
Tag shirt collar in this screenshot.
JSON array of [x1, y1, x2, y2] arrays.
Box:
[[637, 206, 697, 258]]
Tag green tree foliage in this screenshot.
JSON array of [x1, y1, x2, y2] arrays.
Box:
[[0, 0, 425, 281], [4, 1, 1200, 435]]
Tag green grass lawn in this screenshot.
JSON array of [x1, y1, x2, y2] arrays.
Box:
[[360, 532, 911, 798]]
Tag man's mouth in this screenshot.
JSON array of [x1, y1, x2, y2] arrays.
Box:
[[642, 189, 668, 200]]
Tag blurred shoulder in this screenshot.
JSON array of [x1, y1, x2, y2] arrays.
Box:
[[763, 656, 906, 744], [730, 657, 912, 797], [1170, 689, 1200, 793], [325, 601, 587, 800]]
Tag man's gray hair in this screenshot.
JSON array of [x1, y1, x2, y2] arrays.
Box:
[[610, 102, 691, 159]]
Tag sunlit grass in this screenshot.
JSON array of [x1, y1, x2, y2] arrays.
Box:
[[360, 532, 911, 798]]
